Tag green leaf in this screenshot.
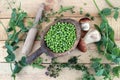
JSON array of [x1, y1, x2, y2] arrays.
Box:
[[19, 56, 27, 66], [112, 66, 120, 77], [6, 27, 13, 32], [68, 56, 77, 64], [58, 5, 75, 14], [101, 8, 112, 16], [17, 12, 27, 21], [107, 39, 115, 50], [106, 54, 113, 60], [100, 22, 106, 30], [108, 27, 115, 42], [5, 44, 14, 52], [114, 10, 119, 21], [94, 24, 102, 34], [105, 64, 111, 70], [13, 46, 19, 51], [102, 36, 108, 45], [96, 69, 104, 76], [5, 53, 15, 62], [32, 57, 43, 64], [11, 8, 17, 20], [96, 41, 104, 53], [113, 58, 120, 64], [112, 47, 120, 56], [17, 21, 28, 32], [31, 64, 45, 69], [13, 62, 22, 74], [82, 72, 95, 80], [90, 58, 102, 63], [9, 9, 17, 28], [8, 34, 13, 40], [12, 31, 20, 43]]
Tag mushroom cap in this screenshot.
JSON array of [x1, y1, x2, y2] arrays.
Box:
[[79, 17, 91, 23], [84, 29, 101, 44], [81, 23, 90, 31]]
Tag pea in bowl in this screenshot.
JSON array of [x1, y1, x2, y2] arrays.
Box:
[[26, 19, 81, 64]]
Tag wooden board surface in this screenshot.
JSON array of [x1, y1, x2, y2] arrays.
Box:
[[0, 17, 120, 41], [0, 63, 120, 80], [0, 0, 120, 18], [0, 0, 120, 80]]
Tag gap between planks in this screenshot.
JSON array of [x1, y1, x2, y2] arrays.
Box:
[[0, 17, 120, 41], [0, 63, 120, 80], [0, 0, 120, 18], [0, 41, 120, 63]]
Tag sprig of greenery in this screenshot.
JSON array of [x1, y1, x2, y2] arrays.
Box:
[[85, 13, 95, 20], [91, 58, 112, 80], [46, 56, 95, 79], [91, 58, 120, 80], [12, 56, 27, 79], [39, 5, 75, 24], [93, 0, 120, 64], [57, 5, 75, 14], [105, 0, 115, 8], [5, 7, 28, 62], [46, 56, 120, 80], [93, 0, 120, 79], [99, 0, 120, 21], [3, 3, 28, 79], [101, 7, 119, 21], [105, 0, 120, 20]]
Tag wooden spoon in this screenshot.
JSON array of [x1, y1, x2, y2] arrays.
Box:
[[26, 18, 81, 64]]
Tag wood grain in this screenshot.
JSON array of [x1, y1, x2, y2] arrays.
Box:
[[0, 63, 120, 80], [0, 41, 120, 63], [0, 17, 120, 40], [0, 0, 120, 80], [0, 0, 120, 18]]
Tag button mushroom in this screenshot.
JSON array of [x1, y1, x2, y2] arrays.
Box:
[[79, 17, 91, 31]]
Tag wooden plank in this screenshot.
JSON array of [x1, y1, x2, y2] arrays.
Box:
[[0, 0, 120, 80], [0, 63, 120, 80], [0, 0, 120, 18], [0, 17, 120, 40], [0, 41, 120, 63]]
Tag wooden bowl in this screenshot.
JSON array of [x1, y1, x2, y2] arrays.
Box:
[[26, 18, 81, 64]]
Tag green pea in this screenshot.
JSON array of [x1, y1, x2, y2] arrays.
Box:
[[44, 22, 76, 53]]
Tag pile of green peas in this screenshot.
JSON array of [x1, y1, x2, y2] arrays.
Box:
[[44, 22, 76, 53]]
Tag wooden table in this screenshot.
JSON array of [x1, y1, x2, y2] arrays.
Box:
[[0, 0, 120, 80]]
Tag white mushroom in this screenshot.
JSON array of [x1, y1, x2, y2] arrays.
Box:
[[77, 29, 101, 52], [84, 29, 101, 44], [79, 17, 91, 31]]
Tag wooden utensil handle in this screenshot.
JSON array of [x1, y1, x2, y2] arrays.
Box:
[[33, 3, 45, 26], [26, 46, 46, 64], [21, 3, 45, 56]]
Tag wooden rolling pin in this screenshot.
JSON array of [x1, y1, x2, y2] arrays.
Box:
[[22, 3, 45, 56]]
